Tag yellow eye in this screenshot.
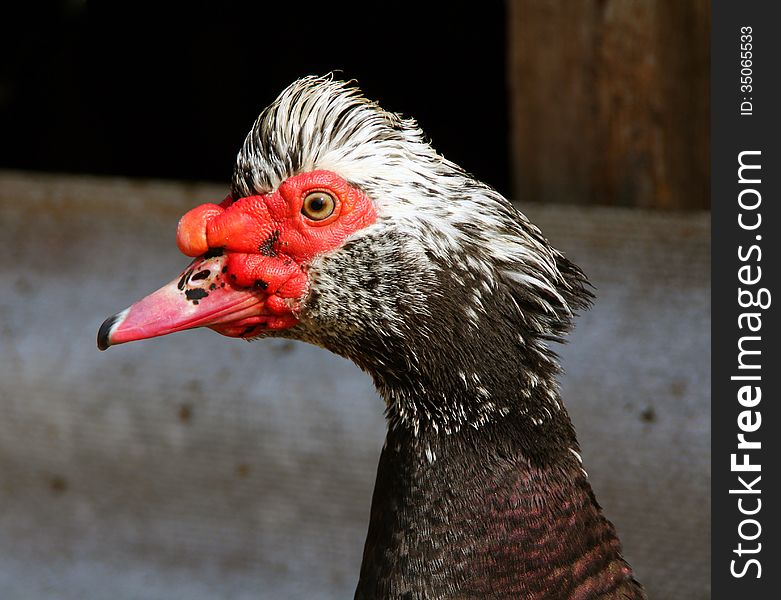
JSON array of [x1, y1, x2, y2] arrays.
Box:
[[301, 191, 336, 221]]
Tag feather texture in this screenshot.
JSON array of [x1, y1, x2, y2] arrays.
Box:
[[231, 77, 645, 599]]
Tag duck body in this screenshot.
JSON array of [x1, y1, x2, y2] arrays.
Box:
[[358, 408, 644, 599], [98, 76, 646, 599]]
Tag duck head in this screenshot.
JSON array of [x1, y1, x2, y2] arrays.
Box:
[[99, 76, 591, 434]]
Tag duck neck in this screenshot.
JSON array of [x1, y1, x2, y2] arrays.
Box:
[[355, 391, 643, 599]]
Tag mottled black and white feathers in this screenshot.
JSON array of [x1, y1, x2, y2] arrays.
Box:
[[231, 76, 643, 599], [233, 76, 592, 436]]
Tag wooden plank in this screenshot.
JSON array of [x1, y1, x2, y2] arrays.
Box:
[[507, 0, 710, 209]]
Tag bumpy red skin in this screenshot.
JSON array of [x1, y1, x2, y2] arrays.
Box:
[[97, 170, 377, 350], [176, 170, 376, 335]]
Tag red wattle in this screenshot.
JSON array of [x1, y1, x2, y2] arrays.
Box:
[[177, 204, 224, 256], [206, 197, 274, 254], [224, 253, 306, 296]]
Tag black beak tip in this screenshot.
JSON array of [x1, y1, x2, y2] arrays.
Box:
[[97, 314, 118, 351]]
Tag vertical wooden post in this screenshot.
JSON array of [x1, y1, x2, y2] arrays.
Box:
[[507, 0, 709, 209]]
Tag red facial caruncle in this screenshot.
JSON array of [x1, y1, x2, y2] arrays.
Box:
[[97, 170, 377, 350]]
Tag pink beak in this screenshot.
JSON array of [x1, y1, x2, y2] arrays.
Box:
[[97, 253, 270, 350]]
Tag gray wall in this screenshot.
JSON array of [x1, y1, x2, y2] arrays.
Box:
[[0, 171, 709, 599]]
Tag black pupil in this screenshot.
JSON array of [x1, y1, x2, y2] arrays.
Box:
[[309, 196, 326, 212]]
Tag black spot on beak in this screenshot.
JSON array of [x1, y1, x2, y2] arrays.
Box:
[[185, 289, 209, 301]]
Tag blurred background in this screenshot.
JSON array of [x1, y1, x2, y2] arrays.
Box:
[[0, 1, 709, 599]]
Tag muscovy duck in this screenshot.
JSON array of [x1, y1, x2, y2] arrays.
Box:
[[98, 76, 646, 599]]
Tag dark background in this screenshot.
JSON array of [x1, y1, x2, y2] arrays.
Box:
[[1, 1, 711, 210], [0, 1, 511, 196]]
